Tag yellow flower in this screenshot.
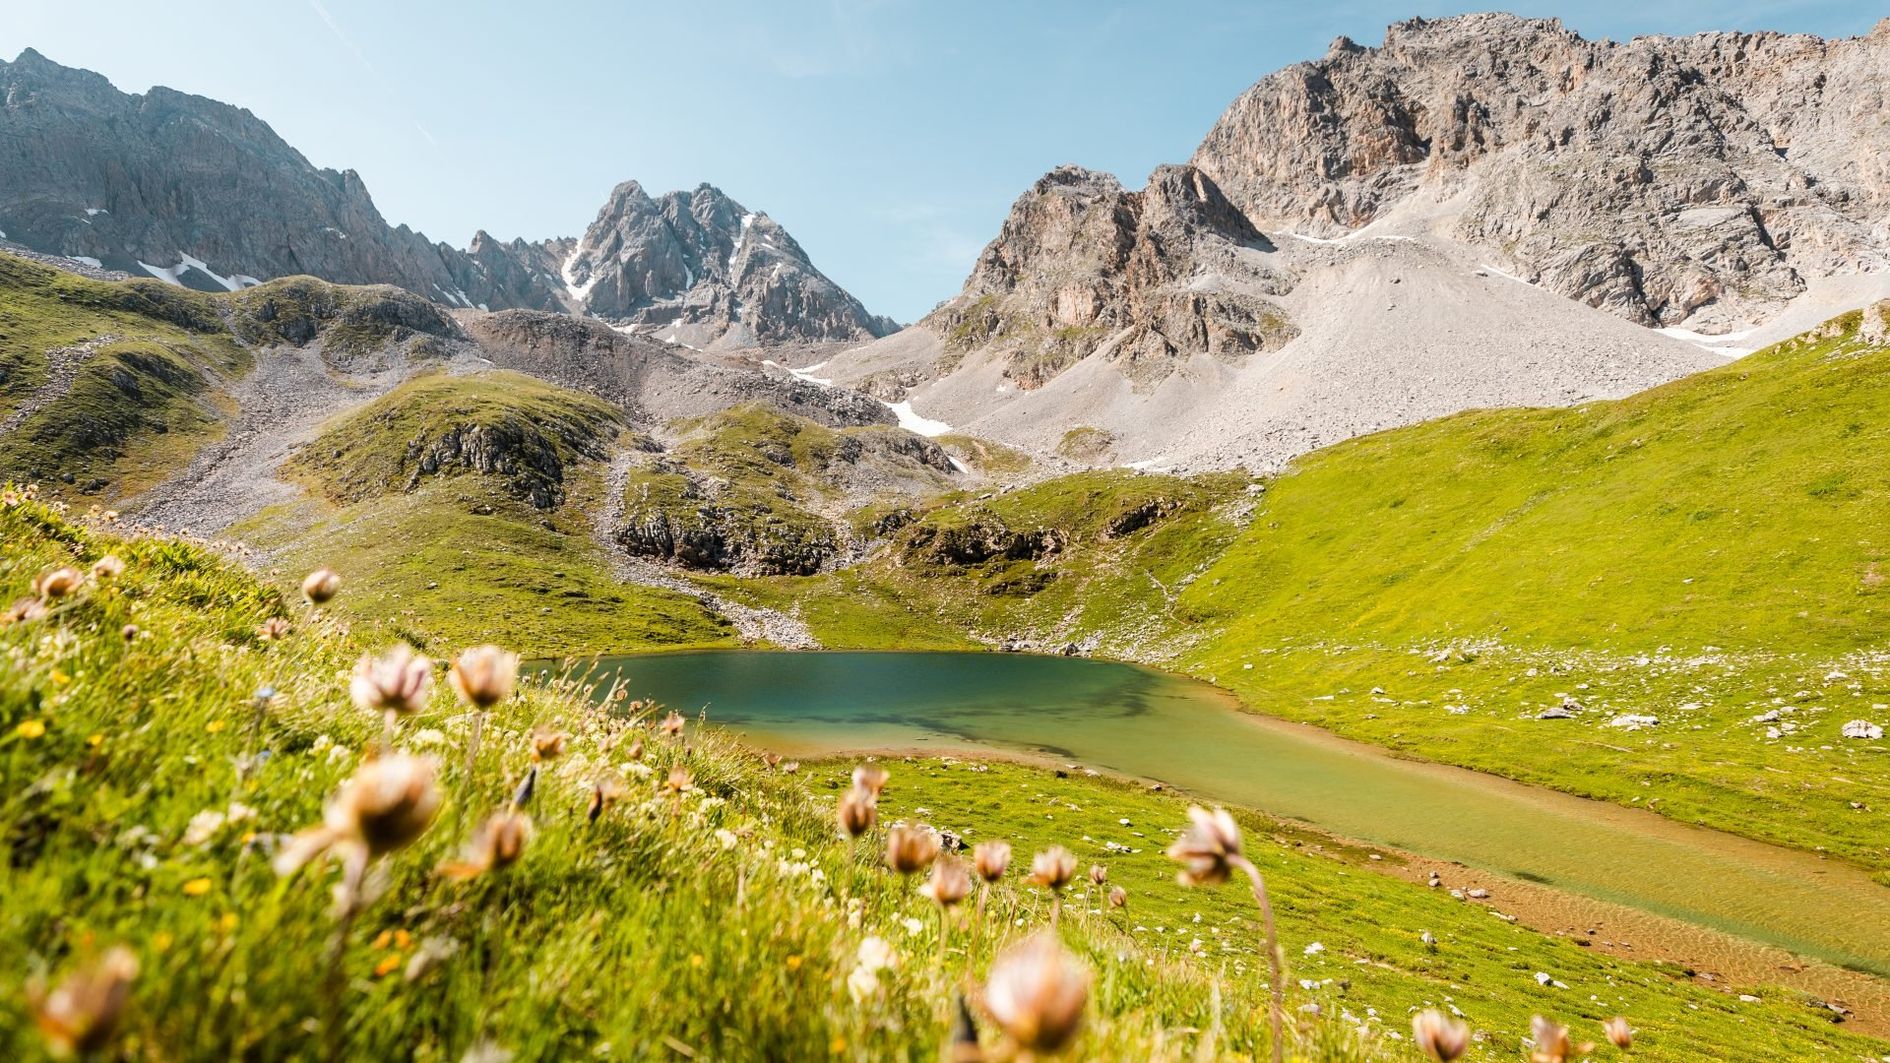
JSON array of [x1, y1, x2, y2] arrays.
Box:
[[394, 929, 412, 950], [371, 930, 393, 950], [216, 913, 239, 934], [689, 954, 704, 968], [86, 733, 103, 748], [150, 932, 174, 954], [205, 720, 227, 734], [829, 1037, 847, 1054], [373, 952, 403, 978], [16, 720, 47, 739], [182, 878, 212, 897], [785, 955, 803, 972]]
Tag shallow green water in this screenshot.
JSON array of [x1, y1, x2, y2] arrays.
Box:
[[572, 649, 1890, 977]]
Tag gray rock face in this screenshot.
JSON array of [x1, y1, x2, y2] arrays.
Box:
[[0, 48, 519, 306], [0, 50, 892, 345], [548, 181, 898, 346], [1192, 14, 1890, 327], [924, 164, 1295, 390]]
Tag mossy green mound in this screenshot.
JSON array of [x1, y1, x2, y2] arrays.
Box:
[[287, 371, 624, 509]]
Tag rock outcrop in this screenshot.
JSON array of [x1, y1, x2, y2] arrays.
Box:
[[1192, 14, 1890, 328], [923, 164, 1295, 389]]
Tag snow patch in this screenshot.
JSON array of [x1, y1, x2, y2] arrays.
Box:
[[138, 252, 258, 291], [1654, 325, 1757, 360], [560, 239, 599, 307], [71, 256, 102, 268], [762, 358, 835, 387], [727, 213, 756, 275], [888, 399, 952, 437], [84, 207, 107, 216], [1477, 263, 1536, 287]]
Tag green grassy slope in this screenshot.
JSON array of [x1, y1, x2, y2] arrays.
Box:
[[2, 494, 1875, 1060], [1175, 304, 1890, 870], [246, 374, 732, 658], [711, 469, 1252, 651], [0, 255, 248, 499]]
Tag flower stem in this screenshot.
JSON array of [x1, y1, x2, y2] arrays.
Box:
[[1233, 855, 1285, 1063]]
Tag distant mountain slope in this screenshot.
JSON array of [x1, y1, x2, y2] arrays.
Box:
[[0, 49, 891, 346], [815, 14, 1890, 472], [1193, 13, 1890, 330]]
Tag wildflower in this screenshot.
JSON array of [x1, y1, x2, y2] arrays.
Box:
[[90, 555, 125, 581], [658, 711, 685, 738], [921, 856, 972, 908], [33, 566, 83, 600], [852, 764, 889, 796], [16, 719, 47, 739], [274, 753, 443, 880], [529, 726, 569, 762], [982, 933, 1089, 1056], [257, 617, 291, 641], [301, 568, 341, 604], [1603, 1016, 1632, 1051], [120, 624, 138, 642], [973, 840, 1012, 882], [448, 645, 519, 708], [1107, 886, 1127, 909], [663, 765, 693, 795], [1168, 806, 1285, 1063], [440, 809, 532, 880], [885, 824, 940, 875], [1028, 847, 1076, 891], [1529, 1015, 1593, 1063], [4, 596, 49, 625], [372, 953, 403, 978], [715, 828, 739, 850], [588, 775, 628, 822], [625, 737, 646, 761], [1167, 805, 1242, 886], [847, 936, 897, 1002], [350, 644, 433, 719], [1411, 1009, 1469, 1061], [781, 761, 800, 773], [182, 877, 213, 897], [1088, 864, 1108, 885], [28, 946, 137, 1058], [836, 785, 877, 838]]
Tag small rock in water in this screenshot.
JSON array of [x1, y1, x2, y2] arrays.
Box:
[[1841, 720, 1884, 740]]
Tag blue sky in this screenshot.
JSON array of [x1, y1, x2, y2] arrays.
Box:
[[3, 1, 1879, 321]]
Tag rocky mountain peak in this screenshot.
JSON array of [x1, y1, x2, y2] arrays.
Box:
[[1191, 13, 1890, 328], [555, 181, 894, 347], [922, 160, 1293, 390]]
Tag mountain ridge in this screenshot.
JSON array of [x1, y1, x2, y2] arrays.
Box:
[[0, 48, 892, 346]]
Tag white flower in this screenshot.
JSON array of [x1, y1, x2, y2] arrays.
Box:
[[856, 936, 896, 972], [714, 829, 739, 850], [183, 810, 225, 846], [902, 917, 925, 937], [412, 728, 449, 748], [846, 965, 881, 1002], [1304, 941, 1326, 956]]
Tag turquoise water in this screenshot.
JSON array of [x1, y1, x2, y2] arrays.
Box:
[[568, 649, 1890, 977]]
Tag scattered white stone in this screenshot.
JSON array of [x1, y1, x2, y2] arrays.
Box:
[[1304, 942, 1326, 956], [1842, 720, 1884, 740], [1608, 714, 1661, 730]]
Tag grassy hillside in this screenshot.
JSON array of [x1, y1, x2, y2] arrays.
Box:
[[246, 373, 732, 658], [0, 255, 248, 500], [619, 404, 960, 576], [1174, 304, 1890, 870], [712, 469, 1252, 651], [2, 492, 1877, 1060]]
